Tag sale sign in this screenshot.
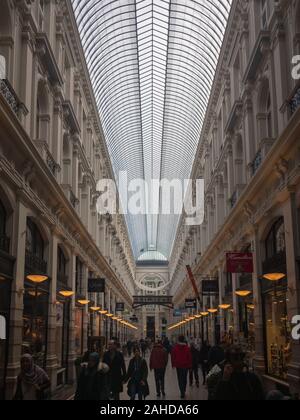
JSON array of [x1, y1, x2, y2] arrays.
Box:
[[226, 253, 254, 273]]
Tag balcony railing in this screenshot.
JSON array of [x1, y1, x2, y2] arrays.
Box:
[[229, 191, 238, 209], [0, 234, 10, 253], [251, 150, 262, 176], [46, 149, 58, 176], [25, 250, 47, 274], [290, 88, 300, 115], [0, 78, 20, 115], [70, 190, 78, 208]]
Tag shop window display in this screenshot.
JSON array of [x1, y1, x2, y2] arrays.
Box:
[[264, 290, 291, 380], [75, 308, 83, 356], [22, 285, 49, 367]]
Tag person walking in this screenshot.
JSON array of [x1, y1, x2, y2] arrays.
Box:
[[171, 336, 192, 399], [208, 342, 225, 371], [125, 348, 149, 401], [75, 353, 109, 400], [140, 339, 147, 358], [199, 341, 211, 385], [14, 354, 50, 401], [215, 346, 265, 401], [189, 342, 200, 388], [127, 341, 133, 358], [103, 340, 126, 400], [150, 341, 169, 397]]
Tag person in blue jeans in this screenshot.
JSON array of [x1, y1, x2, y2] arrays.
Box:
[[125, 348, 149, 400]]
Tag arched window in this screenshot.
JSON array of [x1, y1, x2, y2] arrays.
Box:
[[36, 81, 50, 144], [57, 246, 68, 284], [0, 199, 6, 236], [265, 218, 285, 259], [258, 79, 273, 143], [26, 219, 44, 260], [0, 1, 12, 81]]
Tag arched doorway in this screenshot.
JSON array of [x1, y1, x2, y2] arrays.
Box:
[[261, 218, 290, 382]]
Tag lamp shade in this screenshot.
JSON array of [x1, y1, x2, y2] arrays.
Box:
[[208, 309, 218, 314], [219, 304, 231, 310], [77, 299, 90, 305], [263, 273, 286, 282], [235, 289, 252, 298], [26, 274, 48, 283], [200, 312, 209, 317], [90, 307, 101, 311], [59, 290, 75, 298]]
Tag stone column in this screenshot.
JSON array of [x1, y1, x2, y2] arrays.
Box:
[[5, 197, 27, 400], [218, 266, 225, 338], [46, 231, 59, 393], [251, 226, 265, 375], [67, 252, 76, 384], [232, 273, 240, 342]]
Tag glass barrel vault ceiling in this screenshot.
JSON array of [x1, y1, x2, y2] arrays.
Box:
[[72, 0, 232, 261]]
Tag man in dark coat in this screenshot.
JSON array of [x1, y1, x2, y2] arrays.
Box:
[[103, 340, 126, 400], [125, 347, 149, 400], [75, 353, 109, 401], [189, 342, 200, 387]]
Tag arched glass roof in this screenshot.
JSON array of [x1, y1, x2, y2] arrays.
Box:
[[72, 0, 232, 260], [138, 251, 168, 261]]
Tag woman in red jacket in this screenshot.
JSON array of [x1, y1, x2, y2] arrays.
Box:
[[150, 341, 169, 397], [171, 336, 192, 399]]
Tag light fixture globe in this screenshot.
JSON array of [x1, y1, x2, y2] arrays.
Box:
[[26, 274, 48, 284], [263, 273, 286, 282]]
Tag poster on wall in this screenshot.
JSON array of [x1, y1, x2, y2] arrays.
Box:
[[226, 253, 254, 273]]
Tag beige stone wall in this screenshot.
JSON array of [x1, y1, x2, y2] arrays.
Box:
[[171, 0, 300, 395], [0, 0, 135, 399]]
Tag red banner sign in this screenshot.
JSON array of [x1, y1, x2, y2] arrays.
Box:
[[226, 253, 254, 273]]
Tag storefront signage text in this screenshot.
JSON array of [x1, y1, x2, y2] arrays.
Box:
[[185, 299, 197, 309], [226, 252, 254, 273]]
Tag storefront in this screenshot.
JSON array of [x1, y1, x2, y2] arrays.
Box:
[[23, 219, 49, 368], [56, 247, 71, 385], [74, 306, 84, 356], [261, 218, 291, 382], [0, 198, 14, 400]]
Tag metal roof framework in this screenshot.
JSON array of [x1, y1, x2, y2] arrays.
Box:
[[72, 0, 232, 260]]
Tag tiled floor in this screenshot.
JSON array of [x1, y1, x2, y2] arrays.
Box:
[[121, 357, 208, 401]]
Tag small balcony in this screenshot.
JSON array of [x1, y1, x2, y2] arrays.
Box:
[[251, 150, 263, 176], [290, 88, 300, 115], [229, 191, 238, 209], [0, 78, 28, 119], [0, 234, 10, 254]]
